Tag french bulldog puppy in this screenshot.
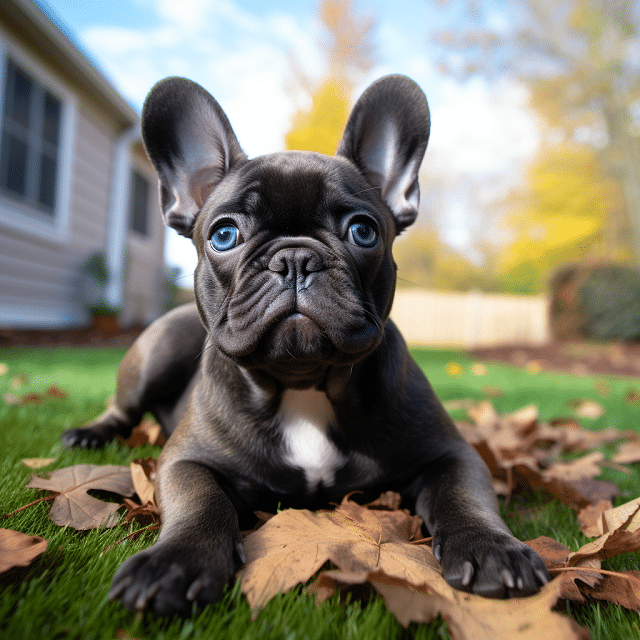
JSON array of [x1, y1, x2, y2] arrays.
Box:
[[62, 75, 549, 616]]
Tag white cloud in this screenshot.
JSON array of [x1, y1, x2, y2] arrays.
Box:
[[79, 2, 543, 278]]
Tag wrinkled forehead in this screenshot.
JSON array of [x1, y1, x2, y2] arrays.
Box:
[[203, 151, 382, 231]]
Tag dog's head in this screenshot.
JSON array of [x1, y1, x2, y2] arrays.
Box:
[[141, 75, 429, 387]]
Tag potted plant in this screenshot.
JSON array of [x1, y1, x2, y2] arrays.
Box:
[[81, 251, 121, 331]]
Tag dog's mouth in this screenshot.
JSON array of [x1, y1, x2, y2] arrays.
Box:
[[216, 302, 380, 379]]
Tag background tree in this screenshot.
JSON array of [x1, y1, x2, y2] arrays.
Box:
[[394, 227, 499, 292], [285, 0, 374, 153], [496, 143, 626, 294], [432, 0, 640, 264]]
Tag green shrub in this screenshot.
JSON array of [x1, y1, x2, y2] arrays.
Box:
[[580, 264, 640, 340]]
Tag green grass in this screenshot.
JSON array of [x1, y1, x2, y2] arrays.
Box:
[[1, 346, 640, 639]]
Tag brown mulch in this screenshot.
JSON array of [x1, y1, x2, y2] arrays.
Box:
[[0, 326, 145, 349], [469, 341, 640, 378]]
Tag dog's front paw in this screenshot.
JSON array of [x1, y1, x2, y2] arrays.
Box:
[[433, 529, 549, 598], [108, 537, 245, 616], [61, 426, 112, 449]]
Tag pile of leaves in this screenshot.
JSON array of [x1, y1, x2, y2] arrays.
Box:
[[3, 400, 640, 639]]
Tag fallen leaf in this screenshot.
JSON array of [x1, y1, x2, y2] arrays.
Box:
[[569, 528, 640, 567], [21, 458, 57, 469], [579, 569, 640, 611], [570, 399, 605, 420], [0, 363, 8, 376], [613, 441, 640, 465], [115, 629, 144, 640], [525, 359, 544, 373], [313, 569, 589, 640], [22, 393, 46, 404], [3, 393, 20, 406], [27, 464, 134, 530], [471, 363, 487, 377], [624, 389, 640, 404], [130, 458, 157, 507], [240, 494, 435, 613], [0, 528, 48, 573], [45, 386, 68, 399], [578, 500, 614, 537], [10, 374, 28, 388], [445, 362, 463, 377], [124, 419, 166, 448], [481, 386, 503, 397]]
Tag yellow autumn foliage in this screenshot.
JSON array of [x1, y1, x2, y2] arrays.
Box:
[[498, 144, 626, 294], [285, 80, 351, 155]]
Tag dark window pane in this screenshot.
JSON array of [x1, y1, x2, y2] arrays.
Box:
[[6, 60, 32, 129], [38, 153, 57, 211], [1, 131, 28, 195], [42, 92, 61, 147], [130, 171, 150, 235]]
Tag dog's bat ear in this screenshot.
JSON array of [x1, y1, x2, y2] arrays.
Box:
[[337, 75, 430, 232], [141, 77, 247, 237]]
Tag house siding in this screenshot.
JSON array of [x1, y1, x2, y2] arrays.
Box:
[[121, 149, 165, 326], [0, 13, 166, 329]]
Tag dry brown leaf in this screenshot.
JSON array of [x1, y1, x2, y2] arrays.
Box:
[[124, 419, 166, 448], [27, 464, 134, 530], [482, 386, 504, 397], [130, 458, 157, 506], [578, 500, 614, 537], [0, 363, 8, 376], [239, 494, 436, 612], [570, 399, 605, 420], [3, 393, 20, 406], [312, 569, 589, 640], [568, 497, 640, 566], [544, 452, 604, 482], [0, 528, 48, 573], [10, 374, 28, 388], [579, 569, 640, 611], [21, 458, 57, 469], [613, 441, 640, 465]]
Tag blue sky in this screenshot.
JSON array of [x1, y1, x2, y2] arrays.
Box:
[[38, 0, 540, 280]]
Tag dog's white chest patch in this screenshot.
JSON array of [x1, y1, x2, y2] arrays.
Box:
[[279, 389, 345, 491]]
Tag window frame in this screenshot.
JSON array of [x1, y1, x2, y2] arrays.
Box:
[[0, 32, 76, 244], [129, 168, 151, 238]]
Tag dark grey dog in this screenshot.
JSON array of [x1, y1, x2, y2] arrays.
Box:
[[62, 75, 549, 616]]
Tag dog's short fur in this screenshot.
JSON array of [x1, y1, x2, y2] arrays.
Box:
[[62, 75, 549, 616]]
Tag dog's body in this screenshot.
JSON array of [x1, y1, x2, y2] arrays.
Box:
[[62, 75, 548, 616]]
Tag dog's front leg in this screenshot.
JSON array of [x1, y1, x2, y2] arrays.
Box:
[[109, 459, 244, 616], [415, 444, 549, 598]]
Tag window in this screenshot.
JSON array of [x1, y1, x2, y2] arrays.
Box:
[[129, 170, 150, 236], [0, 58, 62, 214]]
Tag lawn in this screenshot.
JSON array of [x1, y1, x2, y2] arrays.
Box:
[[1, 345, 640, 639]]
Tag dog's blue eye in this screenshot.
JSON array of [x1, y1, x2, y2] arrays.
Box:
[[349, 221, 378, 248], [210, 225, 239, 252]]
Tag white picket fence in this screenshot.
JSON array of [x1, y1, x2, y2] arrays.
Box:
[[390, 289, 550, 347]]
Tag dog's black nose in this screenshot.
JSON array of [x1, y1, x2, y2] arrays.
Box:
[[268, 248, 323, 287]]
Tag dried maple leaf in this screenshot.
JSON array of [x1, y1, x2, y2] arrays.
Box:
[[123, 419, 166, 448], [578, 569, 640, 611], [312, 569, 589, 640], [457, 401, 622, 510], [21, 458, 57, 469], [27, 464, 134, 530], [130, 458, 157, 507], [569, 399, 605, 420], [0, 528, 48, 573], [612, 440, 640, 464], [578, 500, 614, 537], [239, 494, 435, 612]]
